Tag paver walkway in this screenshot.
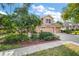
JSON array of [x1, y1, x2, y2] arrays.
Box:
[[0, 41, 66, 56]]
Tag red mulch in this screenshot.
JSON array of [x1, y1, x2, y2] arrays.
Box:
[[18, 40, 59, 47]]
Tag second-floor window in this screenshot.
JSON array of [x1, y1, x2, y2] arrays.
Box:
[[46, 19, 51, 23]]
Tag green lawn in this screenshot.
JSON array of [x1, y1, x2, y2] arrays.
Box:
[[27, 44, 79, 56], [0, 44, 20, 51]]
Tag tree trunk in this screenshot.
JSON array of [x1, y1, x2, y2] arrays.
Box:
[[27, 31, 32, 41], [28, 32, 31, 38]]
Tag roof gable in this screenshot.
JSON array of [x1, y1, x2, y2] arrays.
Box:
[[41, 15, 53, 20]]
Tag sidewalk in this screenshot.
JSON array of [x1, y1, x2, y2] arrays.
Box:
[[0, 41, 65, 56]]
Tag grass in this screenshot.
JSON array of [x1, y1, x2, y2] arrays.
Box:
[[0, 33, 21, 51], [0, 44, 20, 51], [71, 31, 79, 35], [27, 43, 79, 56]]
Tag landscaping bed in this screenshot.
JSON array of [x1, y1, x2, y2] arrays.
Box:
[[18, 40, 59, 47], [0, 39, 59, 51], [0, 32, 60, 51], [27, 43, 79, 56]]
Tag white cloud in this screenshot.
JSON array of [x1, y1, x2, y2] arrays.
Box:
[[48, 7, 55, 11], [31, 4, 63, 22], [0, 11, 7, 15], [44, 10, 63, 22], [31, 5, 46, 12]]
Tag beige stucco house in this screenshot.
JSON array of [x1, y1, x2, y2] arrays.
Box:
[[35, 15, 61, 33]]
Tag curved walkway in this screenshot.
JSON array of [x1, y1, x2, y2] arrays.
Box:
[[0, 41, 65, 56], [0, 33, 79, 56]]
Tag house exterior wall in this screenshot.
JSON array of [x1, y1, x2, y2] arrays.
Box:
[[42, 16, 54, 25], [35, 26, 61, 33], [40, 27, 54, 33], [56, 27, 61, 33], [35, 15, 61, 33]]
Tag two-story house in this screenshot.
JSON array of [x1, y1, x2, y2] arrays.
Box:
[[35, 15, 61, 33]]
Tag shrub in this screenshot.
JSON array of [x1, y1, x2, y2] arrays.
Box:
[[19, 34, 29, 41], [75, 29, 79, 31], [4, 34, 18, 44], [63, 29, 72, 34], [53, 35, 60, 40], [71, 31, 79, 35], [31, 33, 39, 41], [39, 32, 56, 41], [4, 34, 29, 44], [62, 29, 79, 35], [0, 30, 7, 35]]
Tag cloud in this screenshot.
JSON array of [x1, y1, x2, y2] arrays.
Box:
[[0, 11, 7, 15], [44, 10, 63, 22], [31, 5, 46, 12], [48, 7, 55, 11], [31, 4, 63, 22]]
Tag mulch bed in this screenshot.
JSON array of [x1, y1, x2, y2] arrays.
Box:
[[18, 40, 59, 47]]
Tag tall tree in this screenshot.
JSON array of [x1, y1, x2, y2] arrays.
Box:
[[61, 3, 79, 23], [0, 3, 17, 32], [14, 3, 41, 35], [0, 3, 31, 33], [25, 14, 41, 33], [0, 3, 41, 35]]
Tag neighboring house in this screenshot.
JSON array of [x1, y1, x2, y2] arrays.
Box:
[[63, 21, 79, 30], [35, 15, 61, 33]]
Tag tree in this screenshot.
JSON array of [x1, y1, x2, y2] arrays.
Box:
[[0, 15, 17, 32], [0, 3, 18, 32], [14, 11, 41, 35], [13, 3, 31, 34], [0, 3, 42, 36], [25, 14, 41, 33], [61, 3, 79, 23], [0, 3, 32, 33], [14, 3, 41, 35], [56, 21, 63, 25]]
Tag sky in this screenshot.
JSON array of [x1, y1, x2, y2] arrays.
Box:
[[29, 3, 67, 22], [0, 3, 67, 22]]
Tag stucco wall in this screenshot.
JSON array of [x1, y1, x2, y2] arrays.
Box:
[[35, 15, 61, 33], [42, 16, 53, 25], [35, 26, 61, 33]]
